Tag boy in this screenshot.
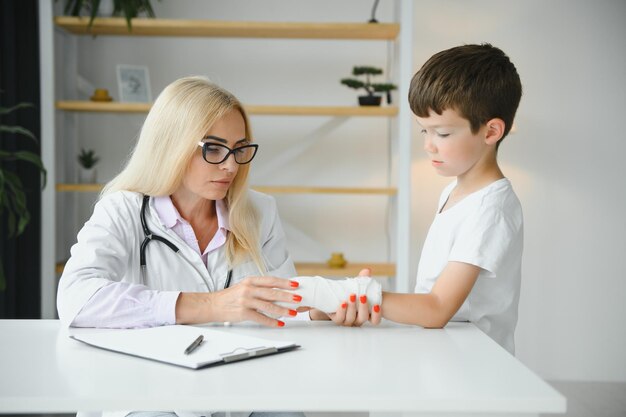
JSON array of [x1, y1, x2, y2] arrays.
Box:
[[313, 43, 523, 355]]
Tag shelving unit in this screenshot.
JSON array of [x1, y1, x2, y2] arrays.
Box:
[[56, 183, 397, 195], [54, 16, 399, 39], [54, 261, 396, 278], [39, 1, 413, 319], [56, 100, 398, 116]]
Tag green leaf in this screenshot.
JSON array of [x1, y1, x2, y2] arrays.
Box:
[[3, 170, 32, 237], [0, 96, 46, 248], [0, 102, 33, 115], [0, 125, 37, 141], [17, 209, 30, 236], [78, 148, 99, 169], [4, 167, 35, 237], [12, 151, 48, 188], [9, 184, 27, 214], [353, 66, 383, 76], [89, 0, 101, 27], [372, 83, 397, 92], [0, 151, 47, 188], [341, 79, 365, 89], [122, 0, 134, 30]]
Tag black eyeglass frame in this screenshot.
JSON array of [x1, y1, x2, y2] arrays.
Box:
[[197, 141, 259, 165]]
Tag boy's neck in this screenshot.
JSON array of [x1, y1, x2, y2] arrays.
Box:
[[455, 160, 504, 196]]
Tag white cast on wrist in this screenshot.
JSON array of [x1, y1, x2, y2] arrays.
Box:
[[279, 276, 382, 313]]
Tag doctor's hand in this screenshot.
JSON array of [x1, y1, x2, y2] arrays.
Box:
[[175, 276, 301, 327]]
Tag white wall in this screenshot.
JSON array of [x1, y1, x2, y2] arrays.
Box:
[[56, 0, 626, 381]]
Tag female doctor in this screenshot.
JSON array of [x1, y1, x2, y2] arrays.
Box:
[[57, 76, 304, 331]]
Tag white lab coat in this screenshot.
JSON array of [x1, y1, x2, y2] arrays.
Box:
[[57, 189, 297, 327]]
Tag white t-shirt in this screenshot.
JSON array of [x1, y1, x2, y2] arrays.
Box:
[[414, 178, 523, 354]]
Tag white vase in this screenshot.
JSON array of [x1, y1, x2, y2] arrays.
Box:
[[79, 167, 97, 184]]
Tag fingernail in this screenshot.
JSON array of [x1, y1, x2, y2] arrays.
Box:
[[289, 309, 297, 316], [277, 320, 285, 327], [290, 281, 299, 288], [292, 294, 302, 302], [373, 305, 380, 313], [341, 302, 347, 309], [349, 294, 356, 303], [360, 295, 367, 304]]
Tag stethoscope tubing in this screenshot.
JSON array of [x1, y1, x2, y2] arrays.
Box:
[[140, 195, 233, 289]]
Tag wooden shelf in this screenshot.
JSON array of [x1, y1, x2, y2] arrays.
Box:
[[246, 105, 398, 117], [56, 101, 150, 113], [55, 261, 394, 277], [56, 184, 397, 195], [55, 101, 398, 117], [54, 17, 399, 40], [252, 186, 397, 195], [295, 262, 395, 277], [56, 183, 103, 192]]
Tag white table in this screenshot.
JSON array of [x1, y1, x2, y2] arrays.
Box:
[[0, 320, 565, 416]]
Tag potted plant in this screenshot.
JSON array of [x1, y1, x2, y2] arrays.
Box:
[[77, 148, 100, 183], [341, 66, 397, 106], [0, 102, 47, 291], [61, 0, 158, 31]]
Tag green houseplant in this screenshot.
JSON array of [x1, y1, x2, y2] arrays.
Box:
[[62, 0, 158, 31], [77, 148, 100, 183], [0, 102, 47, 291], [341, 66, 397, 106]]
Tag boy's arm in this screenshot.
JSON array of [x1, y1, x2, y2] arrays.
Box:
[[379, 261, 480, 328]]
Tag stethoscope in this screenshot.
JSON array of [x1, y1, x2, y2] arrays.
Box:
[[139, 195, 233, 289]]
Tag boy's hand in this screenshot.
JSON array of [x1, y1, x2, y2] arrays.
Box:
[[329, 268, 381, 327]]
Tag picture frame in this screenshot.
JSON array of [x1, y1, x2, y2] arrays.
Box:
[[116, 64, 152, 102]]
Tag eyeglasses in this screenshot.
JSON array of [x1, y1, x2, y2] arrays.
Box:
[[197, 141, 259, 165]]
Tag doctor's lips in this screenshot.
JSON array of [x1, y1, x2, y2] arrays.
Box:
[[210, 178, 233, 187]]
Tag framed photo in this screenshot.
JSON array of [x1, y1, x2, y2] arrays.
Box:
[[116, 64, 152, 102]]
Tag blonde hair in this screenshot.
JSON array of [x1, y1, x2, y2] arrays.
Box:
[[102, 76, 266, 272]]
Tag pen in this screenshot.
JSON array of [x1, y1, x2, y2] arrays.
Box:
[[184, 335, 204, 355]]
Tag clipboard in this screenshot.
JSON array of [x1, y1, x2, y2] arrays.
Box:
[[69, 325, 300, 369]]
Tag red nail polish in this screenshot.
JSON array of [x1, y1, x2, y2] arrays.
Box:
[[373, 305, 380, 313], [290, 281, 299, 288], [292, 294, 302, 302], [360, 295, 367, 304], [277, 320, 285, 327], [341, 302, 347, 309], [349, 294, 356, 303], [289, 309, 297, 316]]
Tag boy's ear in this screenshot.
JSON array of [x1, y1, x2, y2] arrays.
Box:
[[484, 118, 505, 146]]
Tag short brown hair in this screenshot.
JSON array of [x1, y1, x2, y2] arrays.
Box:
[[409, 44, 522, 146]]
